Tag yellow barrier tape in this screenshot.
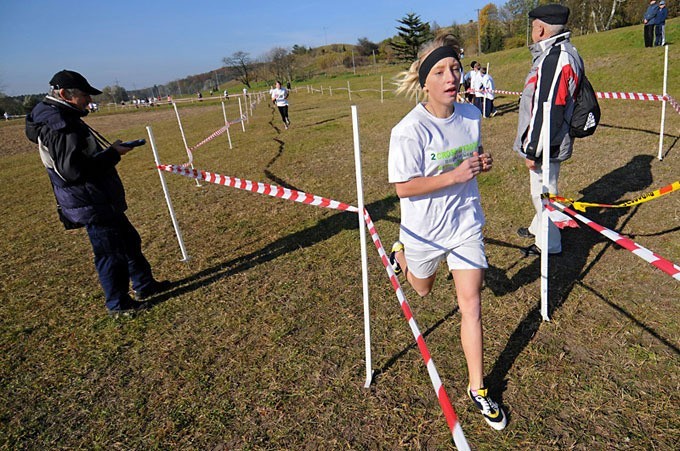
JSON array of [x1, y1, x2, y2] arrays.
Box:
[[545, 181, 680, 212]]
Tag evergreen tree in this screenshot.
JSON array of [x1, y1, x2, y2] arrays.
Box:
[[391, 13, 432, 62]]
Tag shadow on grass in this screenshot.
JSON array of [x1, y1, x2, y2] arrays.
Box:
[[373, 306, 461, 382], [489, 99, 520, 117], [147, 194, 400, 307], [483, 154, 679, 404]]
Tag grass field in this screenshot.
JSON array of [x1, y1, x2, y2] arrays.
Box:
[[1, 22, 679, 450]]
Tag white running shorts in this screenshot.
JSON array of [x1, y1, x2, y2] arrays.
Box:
[[405, 235, 488, 279]]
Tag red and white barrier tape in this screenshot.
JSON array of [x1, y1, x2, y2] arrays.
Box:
[[158, 164, 358, 212], [226, 114, 247, 126], [363, 209, 470, 450], [182, 125, 231, 166], [159, 162, 470, 447], [469, 87, 678, 108], [465, 88, 522, 96], [550, 201, 680, 281], [667, 95, 680, 114], [596, 91, 665, 101], [189, 125, 230, 152]]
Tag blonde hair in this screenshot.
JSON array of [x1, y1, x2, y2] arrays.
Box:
[[394, 33, 461, 101]]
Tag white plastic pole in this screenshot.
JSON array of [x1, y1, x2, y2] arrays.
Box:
[[350, 105, 373, 388], [330, 86, 333, 96], [380, 76, 384, 104], [321, 85, 324, 95], [146, 125, 190, 262], [540, 102, 551, 321], [221, 101, 233, 149], [172, 102, 190, 155], [347, 81, 352, 101], [172, 102, 201, 187], [238, 98, 246, 132], [658, 45, 668, 161], [483, 91, 487, 118]]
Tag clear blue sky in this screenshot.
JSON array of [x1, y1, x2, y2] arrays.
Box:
[[0, 0, 498, 96]]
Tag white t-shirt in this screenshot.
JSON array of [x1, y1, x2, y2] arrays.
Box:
[[271, 88, 288, 106], [481, 73, 495, 100], [388, 102, 485, 252], [470, 69, 484, 98]]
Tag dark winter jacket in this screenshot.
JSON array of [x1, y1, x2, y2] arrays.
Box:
[[644, 3, 659, 23], [26, 96, 127, 227]]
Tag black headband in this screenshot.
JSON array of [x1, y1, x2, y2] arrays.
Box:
[[418, 46, 460, 88]]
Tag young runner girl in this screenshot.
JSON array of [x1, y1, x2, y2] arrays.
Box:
[[388, 33, 507, 431], [271, 81, 291, 129]]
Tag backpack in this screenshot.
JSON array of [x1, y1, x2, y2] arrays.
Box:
[[569, 74, 600, 138]]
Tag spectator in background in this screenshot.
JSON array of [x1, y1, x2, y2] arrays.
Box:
[[25, 70, 170, 318], [471, 62, 485, 112], [462, 60, 477, 103], [514, 4, 584, 257], [655, 1, 668, 46], [3, 112, 9, 121], [643, 0, 659, 48], [480, 67, 497, 118], [223, 89, 229, 100]]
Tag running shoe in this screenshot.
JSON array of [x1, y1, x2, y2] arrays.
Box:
[[468, 386, 507, 430], [389, 241, 404, 275]]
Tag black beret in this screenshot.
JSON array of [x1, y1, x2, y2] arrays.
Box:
[[529, 4, 570, 25]]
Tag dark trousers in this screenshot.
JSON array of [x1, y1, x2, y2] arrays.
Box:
[[655, 24, 665, 46], [644, 24, 655, 47], [85, 215, 154, 311], [483, 98, 496, 117], [473, 97, 484, 112], [277, 105, 289, 124]]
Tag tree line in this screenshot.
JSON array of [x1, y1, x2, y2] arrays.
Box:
[[1, 0, 675, 114]]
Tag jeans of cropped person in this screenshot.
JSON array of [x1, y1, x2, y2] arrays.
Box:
[[85, 215, 155, 311]]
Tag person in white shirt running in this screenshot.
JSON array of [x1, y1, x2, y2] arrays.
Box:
[[271, 81, 291, 129], [388, 33, 507, 432]]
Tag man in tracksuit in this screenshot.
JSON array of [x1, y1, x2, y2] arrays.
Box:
[[513, 4, 584, 256], [25, 70, 170, 317]]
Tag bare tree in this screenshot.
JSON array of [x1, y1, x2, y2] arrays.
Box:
[[222, 51, 254, 88], [265, 47, 294, 83]]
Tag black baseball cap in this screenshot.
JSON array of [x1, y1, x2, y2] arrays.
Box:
[[529, 4, 570, 25], [49, 70, 102, 95]]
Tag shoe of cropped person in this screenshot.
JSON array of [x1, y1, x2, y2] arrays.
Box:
[[108, 301, 151, 319], [468, 386, 507, 431], [389, 241, 404, 275], [521, 244, 562, 257], [516, 227, 535, 239], [134, 280, 172, 301]]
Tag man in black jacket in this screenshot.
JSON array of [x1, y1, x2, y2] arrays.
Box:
[[26, 70, 169, 317]]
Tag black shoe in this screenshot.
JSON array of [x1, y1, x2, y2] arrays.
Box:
[[521, 244, 562, 257], [516, 227, 535, 239], [108, 301, 151, 319], [134, 280, 172, 301], [521, 244, 541, 257]]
